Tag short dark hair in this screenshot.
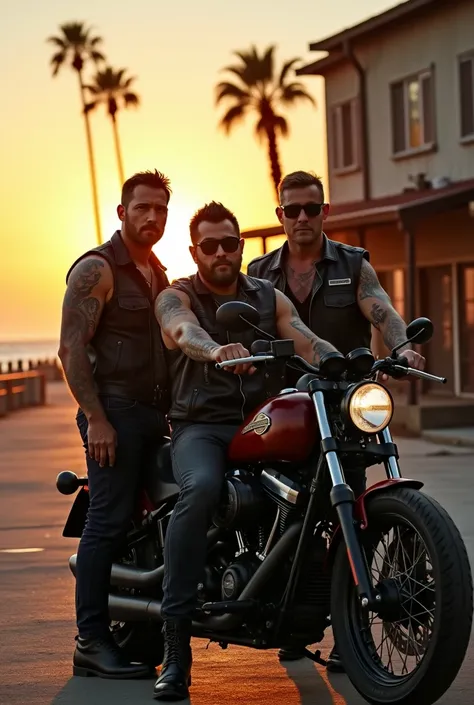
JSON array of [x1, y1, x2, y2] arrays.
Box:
[[121, 170, 172, 207], [189, 201, 240, 243], [278, 171, 325, 203]]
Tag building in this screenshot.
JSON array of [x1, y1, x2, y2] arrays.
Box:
[[243, 0, 474, 430]]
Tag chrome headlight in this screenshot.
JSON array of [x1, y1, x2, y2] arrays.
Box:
[[343, 382, 393, 433]]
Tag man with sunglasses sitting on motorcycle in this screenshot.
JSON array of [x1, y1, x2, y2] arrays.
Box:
[[152, 201, 341, 701], [247, 170, 425, 669]]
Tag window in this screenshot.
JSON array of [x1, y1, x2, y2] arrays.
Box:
[[330, 99, 358, 171], [459, 53, 474, 140], [390, 70, 435, 155]]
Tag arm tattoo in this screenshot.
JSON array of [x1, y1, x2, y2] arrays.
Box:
[[358, 261, 409, 351], [59, 259, 105, 417], [358, 260, 391, 303], [64, 259, 104, 333], [178, 324, 220, 361], [156, 290, 219, 361], [155, 291, 187, 328], [287, 302, 338, 365]]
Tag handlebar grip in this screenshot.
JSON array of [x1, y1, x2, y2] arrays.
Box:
[[215, 354, 275, 370]]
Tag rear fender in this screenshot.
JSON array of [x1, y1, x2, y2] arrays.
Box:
[[62, 488, 157, 539], [63, 487, 89, 538], [325, 478, 424, 568]]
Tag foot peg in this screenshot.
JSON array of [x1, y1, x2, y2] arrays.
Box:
[[201, 599, 258, 614], [303, 648, 327, 667]]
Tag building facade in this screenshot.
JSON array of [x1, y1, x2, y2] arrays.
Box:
[[243, 0, 474, 412]]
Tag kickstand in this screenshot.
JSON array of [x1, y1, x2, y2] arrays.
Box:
[[303, 648, 327, 667]]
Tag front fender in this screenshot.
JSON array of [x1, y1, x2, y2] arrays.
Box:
[[326, 478, 424, 568]]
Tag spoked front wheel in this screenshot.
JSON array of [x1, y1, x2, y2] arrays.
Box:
[[331, 487, 473, 705]]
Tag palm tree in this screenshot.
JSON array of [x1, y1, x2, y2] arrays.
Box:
[[47, 22, 105, 245], [84, 67, 139, 186], [216, 45, 315, 202]]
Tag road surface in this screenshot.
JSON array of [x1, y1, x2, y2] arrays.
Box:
[[0, 382, 473, 704]]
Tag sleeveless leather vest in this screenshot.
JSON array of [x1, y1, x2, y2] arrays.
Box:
[[66, 231, 170, 407], [167, 273, 284, 424], [247, 235, 371, 355]]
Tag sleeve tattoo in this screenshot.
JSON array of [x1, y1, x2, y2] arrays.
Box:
[[287, 303, 338, 365], [60, 259, 105, 415], [156, 291, 220, 361], [358, 260, 408, 350]]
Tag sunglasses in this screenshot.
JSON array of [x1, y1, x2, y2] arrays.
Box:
[[196, 237, 241, 256], [280, 202, 326, 219]]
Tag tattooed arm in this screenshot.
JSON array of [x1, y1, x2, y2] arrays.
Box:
[[58, 256, 113, 420], [357, 259, 426, 371], [357, 259, 409, 352], [155, 289, 220, 360], [275, 290, 339, 365]]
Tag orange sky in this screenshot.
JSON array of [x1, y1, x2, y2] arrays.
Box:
[[1, 0, 394, 341]]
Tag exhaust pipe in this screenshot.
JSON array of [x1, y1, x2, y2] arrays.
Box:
[[106, 521, 302, 632], [70, 555, 165, 589], [69, 527, 222, 590]]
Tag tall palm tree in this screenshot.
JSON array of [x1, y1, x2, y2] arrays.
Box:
[[216, 45, 315, 202], [84, 67, 140, 186], [47, 22, 105, 245]]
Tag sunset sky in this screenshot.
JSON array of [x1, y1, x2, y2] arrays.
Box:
[[1, 0, 394, 341]]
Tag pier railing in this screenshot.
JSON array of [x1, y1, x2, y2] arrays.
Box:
[[0, 358, 64, 418]]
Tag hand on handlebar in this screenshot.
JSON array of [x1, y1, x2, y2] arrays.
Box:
[[380, 349, 426, 381], [211, 343, 257, 375]]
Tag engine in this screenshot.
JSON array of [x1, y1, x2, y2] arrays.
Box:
[[207, 468, 310, 603]]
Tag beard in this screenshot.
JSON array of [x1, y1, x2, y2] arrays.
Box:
[[124, 214, 163, 246], [198, 254, 242, 287]]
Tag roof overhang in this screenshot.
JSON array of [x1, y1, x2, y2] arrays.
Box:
[[242, 180, 474, 237], [297, 0, 448, 76]]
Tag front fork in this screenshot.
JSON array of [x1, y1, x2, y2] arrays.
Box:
[[312, 390, 401, 609]]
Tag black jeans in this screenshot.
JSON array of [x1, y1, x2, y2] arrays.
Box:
[[161, 422, 238, 619], [75, 395, 168, 638]]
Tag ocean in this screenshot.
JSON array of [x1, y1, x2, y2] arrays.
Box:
[[0, 340, 59, 373]]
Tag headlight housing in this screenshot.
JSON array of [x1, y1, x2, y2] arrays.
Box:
[[342, 382, 393, 433]]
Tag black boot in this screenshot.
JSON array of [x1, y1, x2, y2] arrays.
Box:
[[326, 645, 345, 673], [73, 635, 151, 679], [153, 619, 192, 701]]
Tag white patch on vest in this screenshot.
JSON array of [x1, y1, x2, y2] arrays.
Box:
[[328, 278, 351, 286]]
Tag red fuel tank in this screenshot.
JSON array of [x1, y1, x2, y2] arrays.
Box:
[[228, 391, 318, 464]]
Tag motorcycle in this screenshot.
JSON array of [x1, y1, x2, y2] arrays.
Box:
[[56, 301, 473, 705]]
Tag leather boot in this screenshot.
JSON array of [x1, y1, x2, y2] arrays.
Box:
[[153, 619, 192, 701], [73, 635, 151, 679]]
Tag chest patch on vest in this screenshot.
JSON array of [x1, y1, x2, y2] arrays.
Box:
[[328, 278, 351, 286]]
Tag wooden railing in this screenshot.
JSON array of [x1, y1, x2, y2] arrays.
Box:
[[0, 359, 64, 418]]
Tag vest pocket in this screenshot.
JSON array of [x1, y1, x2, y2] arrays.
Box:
[[324, 291, 356, 308], [117, 295, 150, 310]]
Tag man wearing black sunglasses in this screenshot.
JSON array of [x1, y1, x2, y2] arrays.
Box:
[[152, 201, 341, 701], [248, 170, 425, 669]]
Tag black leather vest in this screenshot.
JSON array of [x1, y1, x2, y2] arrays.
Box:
[[247, 235, 371, 355], [66, 231, 170, 407], [167, 273, 284, 424]]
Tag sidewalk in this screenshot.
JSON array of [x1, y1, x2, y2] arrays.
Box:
[[421, 426, 474, 449]]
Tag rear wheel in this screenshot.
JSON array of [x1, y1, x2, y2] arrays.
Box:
[[332, 487, 473, 705]]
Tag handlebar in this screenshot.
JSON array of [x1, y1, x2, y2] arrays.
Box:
[[215, 353, 320, 375], [392, 364, 447, 384], [215, 354, 275, 369], [215, 353, 447, 385]]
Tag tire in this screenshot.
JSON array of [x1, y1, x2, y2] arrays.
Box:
[[331, 487, 473, 705]]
